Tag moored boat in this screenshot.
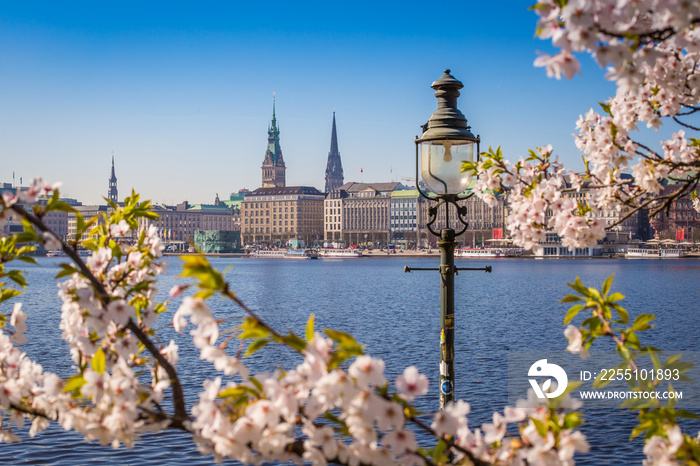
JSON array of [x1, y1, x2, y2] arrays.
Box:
[[284, 249, 318, 259], [250, 249, 286, 258], [318, 248, 363, 258], [46, 249, 92, 258], [626, 248, 687, 259], [455, 248, 523, 258]]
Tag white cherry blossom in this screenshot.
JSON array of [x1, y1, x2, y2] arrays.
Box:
[[395, 366, 428, 401]]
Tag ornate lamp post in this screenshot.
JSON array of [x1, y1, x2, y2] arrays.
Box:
[[405, 70, 491, 409]]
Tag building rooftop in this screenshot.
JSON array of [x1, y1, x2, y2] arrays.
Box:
[[337, 182, 404, 193], [187, 204, 234, 212], [391, 189, 421, 198], [245, 186, 324, 197]]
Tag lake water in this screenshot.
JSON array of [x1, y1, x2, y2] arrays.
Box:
[[2, 256, 700, 465]]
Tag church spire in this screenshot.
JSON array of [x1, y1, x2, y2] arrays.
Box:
[[271, 92, 278, 132], [261, 94, 286, 188], [108, 152, 118, 203], [324, 110, 344, 193]]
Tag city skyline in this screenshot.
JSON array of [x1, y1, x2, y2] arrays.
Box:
[[0, 1, 658, 206]]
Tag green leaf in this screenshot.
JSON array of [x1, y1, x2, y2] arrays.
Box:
[[244, 339, 269, 357], [561, 295, 582, 303], [305, 313, 315, 342], [562, 412, 584, 429], [625, 331, 641, 350], [633, 314, 656, 331], [180, 254, 225, 292], [624, 331, 641, 350], [0, 288, 23, 305], [531, 417, 547, 437], [322, 412, 350, 436], [92, 348, 106, 374], [324, 328, 364, 368], [128, 280, 154, 296], [602, 275, 614, 296], [675, 409, 699, 419], [280, 332, 306, 352], [249, 377, 264, 394], [324, 329, 362, 351], [62, 374, 86, 395], [431, 439, 448, 463], [6, 270, 27, 288], [16, 255, 37, 264], [662, 353, 682, 368], [328, 348, 365, 370], [568, 277, 588, 295], [194, 289, 215, 300], [219, 385, 258, 399], [239, 317, 270, 340], [630, 419, 654, 439], [588, 315, 605, 333], [617, 344, 633, 362], [564, 304, 583, 325], [669, 361, 694, 374], [460, 161, 475, 173]]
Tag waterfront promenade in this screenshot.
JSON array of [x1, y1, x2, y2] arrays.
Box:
[[167, 249, 700, 259]]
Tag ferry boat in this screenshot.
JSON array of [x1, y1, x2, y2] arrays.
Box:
[[626, 248, 687, 259], [46, 249, 92, 258], [284, 249, 318, 260], [318, 248, 363, 258], [455, 248, 523, 258], [250, 249, 286, 258]]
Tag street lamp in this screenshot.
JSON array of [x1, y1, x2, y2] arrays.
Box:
[[405, 70, 491, 410]]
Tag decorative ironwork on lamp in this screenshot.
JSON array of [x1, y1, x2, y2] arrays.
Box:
[[414, 69, 480, 237]]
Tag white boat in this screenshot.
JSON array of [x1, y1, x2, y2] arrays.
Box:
[[284, 249, 318, 260], [318, 248, 363, 258], [46, 249, 92, 258], [250, 249, 286, 258], [626, 248, 687, 259], [455, 248, 523, 258]]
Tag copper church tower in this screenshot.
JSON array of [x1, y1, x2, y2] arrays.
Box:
[[261, 95, 286, 188]]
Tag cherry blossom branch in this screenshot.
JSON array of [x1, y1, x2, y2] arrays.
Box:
[[596, 18, 700, 44], [9, 403, 51, 420], [677, 106, 700, 116], [632, 141, 662, 161], [673, 116, 700, 131], [9, 204, 189, 425]]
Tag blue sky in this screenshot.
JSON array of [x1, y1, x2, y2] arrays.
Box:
[[0, 1, 620, 205]]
